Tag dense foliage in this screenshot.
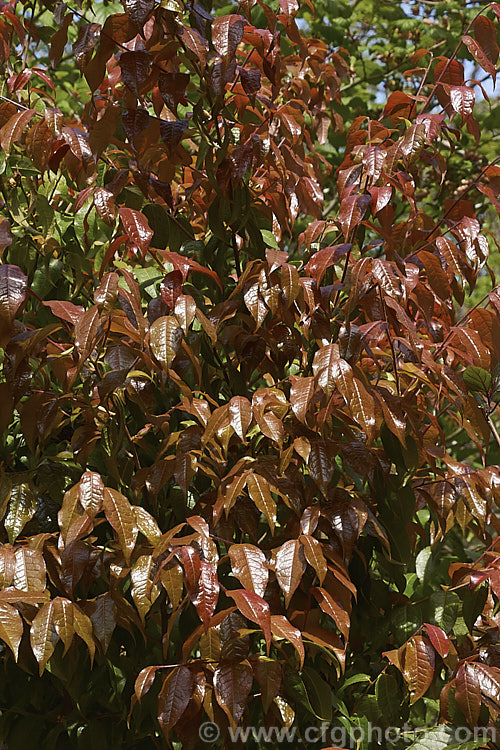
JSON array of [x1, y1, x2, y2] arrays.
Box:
[[0, 0, 499, 747]]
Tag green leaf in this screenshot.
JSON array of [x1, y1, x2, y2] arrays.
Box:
[[302, 666, 334, 722], [415, 547, 433, 582], [406, 725, 488, 750], [375, 672, 401, 725], [461, 584, 488, 633], [427, 590, 460, 632], [462, 366, 492, 392], [261, 229, 279, 248]]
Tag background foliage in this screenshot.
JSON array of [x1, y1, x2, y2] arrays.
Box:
[[0, 0, 499, 747]]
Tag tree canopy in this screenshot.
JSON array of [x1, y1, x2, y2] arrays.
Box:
[[0, 0, 499, 748]]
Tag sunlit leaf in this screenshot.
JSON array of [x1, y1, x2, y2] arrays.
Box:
[[103, 487, 138, 565], [0, 603, 24, 660], [274, 540, 305, 608], [4, 483, 37, 544], [149, 316, 183, 369], [30, 600, 58, 675], [229, 543, 268, 597]]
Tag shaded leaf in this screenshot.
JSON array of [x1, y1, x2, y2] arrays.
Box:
[[85, 594, 116, 653], [160, 119, 188, 149], [120, 50, 152, 95], [462, 366, 492, 393], [74, 306, 100, 357], [158, 666, 194, 731], [73, 23, 100, 71], [254, 657, 282, 713], [213, 660, 253, 728], [122, 0, 155, 26], [455, 662, 481, 727]]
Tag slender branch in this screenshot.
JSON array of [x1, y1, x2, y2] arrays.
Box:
[[418, 3, 491, 115], [231, 234, 241, 277], [378, 285, 401, 395], [487, 414, 500, 450]]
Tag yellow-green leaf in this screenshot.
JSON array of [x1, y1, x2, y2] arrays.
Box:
[[4, 483, 37, 543]]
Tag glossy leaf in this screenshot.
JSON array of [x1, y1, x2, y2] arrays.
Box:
[[227, 589, 271, 649], [424, 623, 450, 658], [149, 316, 183, 369], [274, 540, 305, 608], [229, 543, 268, 597], [246, 473, 277, 532], [118, 207, 153, 253], [454, 662, 481, 727], [0, 603, 23, 660], [78, 471, 104, 518], [403, 635, 435, 704], [158, 666, 194, 731], [103, 487, 138, 565], [300, 534, 327, 584], [0, 265, 27, 336], [228, 396, 252, 441], [192, 561, 219, 628], [4, 483, 37, 544], [30, 601, 58, 675], [212, 15, 244, 62], [213, 660, 253, 728]]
